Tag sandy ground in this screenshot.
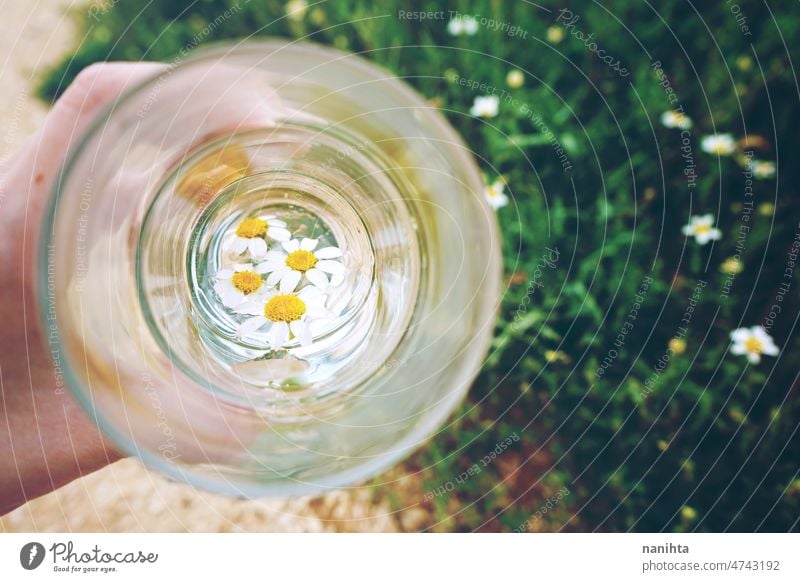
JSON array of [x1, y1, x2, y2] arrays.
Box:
[[0, 0, 400, 532]]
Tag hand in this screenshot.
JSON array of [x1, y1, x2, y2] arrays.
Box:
[[0, 63, 167, 515]]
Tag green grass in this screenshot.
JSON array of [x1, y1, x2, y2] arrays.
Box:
[[42, 0, 800, 531]]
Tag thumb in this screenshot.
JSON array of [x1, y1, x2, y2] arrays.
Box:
[[3, 62, 167, 220]]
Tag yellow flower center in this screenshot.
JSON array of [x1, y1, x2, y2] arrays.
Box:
[[231, 270, 262, 295], [744, 337, 763, 355], [236, 217, 268, 239], [285, 250, 318, 272], [693, 223, 711, 235], [264, 294, 306, 323]]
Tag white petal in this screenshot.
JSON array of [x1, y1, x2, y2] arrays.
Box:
[[305, 268, 329, 288], [233, 263, 252, 272], [280, 270, 302, 292], [298, 285, 322, 301], [262, 250, 287, 262], [489, 194, 509, 209], [316, 260, 345, 275], [305, 302, 330, 319], [248, 238, 268, 258], [269, 227, 291, 242], [730, 344, 747, 355], [330, 273, 345, 287], [290, 320, 312, 346], [232, 238, 248, 254], [239, 316, 267, 335], [235, 299, 264, 316], [215, 269, 234, 280], [266, 269, 286, 287], [220, 287, 243, 308], [269, 322, 290, 347], [257, 259, 287, 274], [213, 281, 228, 297], [730, 328, 750, 342], [282, 239, 300, 253], [300, 238, 319, 251], [747, 352, 761, 364], [314, 246, 342, 259], [264, 217, 286, 228], [752, 326, 771, 341]]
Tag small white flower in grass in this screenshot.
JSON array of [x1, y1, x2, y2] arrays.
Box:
[[447, 15, 478, 36], [461, 16, 478, 35], [470, 95, 499, 118], [682, 214, 722, 245], [730, 326, 779, 364], [660, 110, 693, 130], [506, 69, 525, 89], [752, 160, 776, 179], [256, 237, 345, 292], [237, 285, 330, 348], [285, 0, 308, 21], [214, 263, 266, 309], [484, 180, 509, 210], [701, 133, 736, 155], [224, 215, 291, 258]]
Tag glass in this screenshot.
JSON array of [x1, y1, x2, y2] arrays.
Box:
[[41, 41, 501, 496]]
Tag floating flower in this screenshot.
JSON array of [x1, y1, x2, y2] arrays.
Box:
[[752, 160, 776, 179], [447, 15, 478, 36], [701, 133, 736, 155], [470, 95, 499, 118], [237, 285, 330, 348], [729, 326, 779, 364], [484, 180, 509, 209], [506, 69, 525, 89], [682, 214, 722, 245], [214, 263, 267, 309], [225, 215, 291, 258], [256, 238, 344, 292], [660, 110, 692, 130]]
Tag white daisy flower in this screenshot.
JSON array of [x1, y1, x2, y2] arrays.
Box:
[[470, 95, 499, 118], [682, 214, 722, 245], [660, 110, 693, 130], [730, 326, 779, 364], [485, 180, 509, 210], [256, 237, 345, 292], [224, 215, 291, 258], [237, 285, 330, 348], [447, 15, 478, 36], [701, 133, 736, 155], [461, 16, 478, 35], [213, 263, 266, 309], [752, 160, 776, 179]]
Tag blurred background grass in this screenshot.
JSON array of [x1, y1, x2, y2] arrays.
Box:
[[39, 0, 800, 531]]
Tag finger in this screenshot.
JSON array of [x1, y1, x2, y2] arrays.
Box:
[[2, 62, 167, 221]]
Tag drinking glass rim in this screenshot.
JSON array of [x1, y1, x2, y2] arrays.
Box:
[[37, 39, 502, 497]]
